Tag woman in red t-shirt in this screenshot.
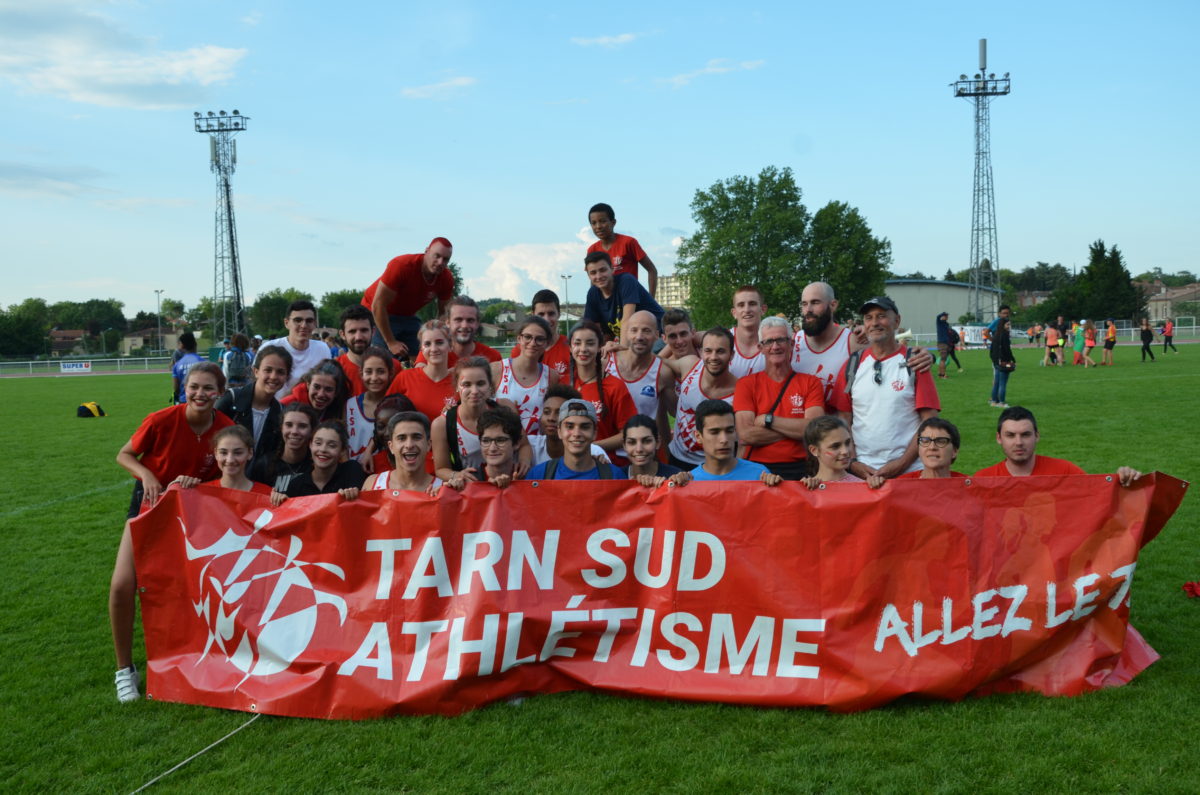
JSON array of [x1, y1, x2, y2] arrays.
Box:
[[110, 362, 233, 703], [389, 321, 456, 422], [281, 359, 350, 422], [568, 321, 636, 462]]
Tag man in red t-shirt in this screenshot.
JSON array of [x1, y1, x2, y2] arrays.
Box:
[[734, 316, 826, 480], [587, 202, 658, 297], [363, 237, 455, 359], [974, 406, 1141, 484], [336, 305, 373, 394], [414, 295, 502, 368], [509, 288, 571, 377]]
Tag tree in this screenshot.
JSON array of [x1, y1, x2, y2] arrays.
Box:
[[807, 200, 891, 317], [0, 298, 50, 357], [675, 167, 810, 328], [185, 297, 215, 333], [249, 288, 314, 338], [1040, 240, 1144, 322], [482, 300, 522, 324], [319, 289, 365, 328], [48, 299, 126, 336]]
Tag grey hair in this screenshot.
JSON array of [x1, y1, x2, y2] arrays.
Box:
[[758, 316, 792, 340]]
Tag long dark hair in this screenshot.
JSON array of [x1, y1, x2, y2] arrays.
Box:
[[568, 321, 607, 418]]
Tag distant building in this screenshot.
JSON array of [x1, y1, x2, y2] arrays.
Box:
[[48, 329, 87, 357], [1016, 290, 1052, 309], [657, 273, 690, 309], [122, 328, 180, 356], [1139, 280, 1200, 322], [882, 279, 1003, 337]]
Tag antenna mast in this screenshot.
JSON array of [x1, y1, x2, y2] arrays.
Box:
[[951, 40, 1010, 323], [193, 109, 249, 340]]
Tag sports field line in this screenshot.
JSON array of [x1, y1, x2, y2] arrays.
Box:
[[0, 481, 128, 520]]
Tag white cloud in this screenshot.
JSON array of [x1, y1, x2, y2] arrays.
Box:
[[661, 58, 765, 88], [401, 76, 476, 100], [0, 3, 246, 109], [570, 33, 638, 48], [464, 228, 591, 301], [241, 11, 263, 26]]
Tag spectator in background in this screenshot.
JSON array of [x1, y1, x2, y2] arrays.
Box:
[[223, 333, 253, 390], [1082, 320, 1098, 367], [1042, 323, 1061, 367], [936, 311, 963, 378], [1140, 319, 1156, 362], [1102, 319, 1117, 366], [1162, 318, 1178, 353], [989, 319, 1016, 408]]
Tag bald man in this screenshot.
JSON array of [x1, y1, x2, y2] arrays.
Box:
[[606, 310, 676, 444]]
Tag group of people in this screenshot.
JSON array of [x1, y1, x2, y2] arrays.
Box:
[[109, 212, 1148, 703]]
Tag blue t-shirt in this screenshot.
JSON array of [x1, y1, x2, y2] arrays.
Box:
[[690, 459, 770, 482], [583, 272, 664, 341], [172, 352, 206, 402], [527, 459, 628, 480]]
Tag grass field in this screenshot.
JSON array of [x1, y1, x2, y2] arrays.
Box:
[[2, 345, 1197, 793]]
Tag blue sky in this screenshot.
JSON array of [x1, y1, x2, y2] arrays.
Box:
[[2, 0, 1196, 315]]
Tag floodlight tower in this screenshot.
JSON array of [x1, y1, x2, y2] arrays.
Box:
[[194, 109, 249, 340], [951, 40, 1010, 323]]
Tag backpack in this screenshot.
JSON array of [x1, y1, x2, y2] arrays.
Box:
[[543, 457, 614, 480], [76, 401, 106, 418], [225, 348, 252, 389], [843, 347, 919, 400], [947, 326, 960, 346]]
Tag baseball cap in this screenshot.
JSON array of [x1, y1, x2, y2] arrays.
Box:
[[859, 296, 899, 314], [560, 399, 597, 424]]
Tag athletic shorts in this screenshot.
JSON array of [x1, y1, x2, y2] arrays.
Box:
[[1104, 339, 1116, 350]]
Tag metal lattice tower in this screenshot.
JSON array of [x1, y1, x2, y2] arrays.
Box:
[[951, 40, 1009, 323], [194, 110, 249, 340]]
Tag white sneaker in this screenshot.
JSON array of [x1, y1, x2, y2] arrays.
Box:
[[115, 666, 140, 703]]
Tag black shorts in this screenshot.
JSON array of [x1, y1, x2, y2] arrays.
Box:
[[126, 482, 145, 520], [1104, 339, 1116, 350]]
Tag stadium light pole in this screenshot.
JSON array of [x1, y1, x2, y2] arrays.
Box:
[[155, 289, 164, 354], [560, 273, 572, 314]]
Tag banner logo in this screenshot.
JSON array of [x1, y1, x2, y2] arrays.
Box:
[[183, 510, 347, 681]]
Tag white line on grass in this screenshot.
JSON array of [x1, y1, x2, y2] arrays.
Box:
[[130, 713, 262, 794], [0, 481, 129, 520]]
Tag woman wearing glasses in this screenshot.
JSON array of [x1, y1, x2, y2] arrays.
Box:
[[896, 417, 967, 479], [492, 316, 559, 435]]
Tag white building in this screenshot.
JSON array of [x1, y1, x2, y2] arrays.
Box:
[[882, 279, 1002, 337]]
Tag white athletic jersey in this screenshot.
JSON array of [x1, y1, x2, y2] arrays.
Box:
[[345, 395, 374, 458], [370, 471, 443, 492], [605, 354, 663, 419], [453, 413, 484, 472], [496, 359, 550, 435], [527, 435, 607, 465], [791, 326, 854, 405], [667, 361, 734, 466], [728, 328, 765, 378], [265, 336, 332, 392]]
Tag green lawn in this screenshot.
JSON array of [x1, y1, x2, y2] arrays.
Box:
[[1, 346, 1196, 793]]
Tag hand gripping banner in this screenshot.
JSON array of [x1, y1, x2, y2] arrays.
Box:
[[131, 474, 1187, 719]]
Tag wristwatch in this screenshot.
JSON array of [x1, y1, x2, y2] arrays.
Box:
[[764, 413, 775, 430]]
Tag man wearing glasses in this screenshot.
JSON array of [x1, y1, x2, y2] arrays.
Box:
[[829, 296, 940, 479], [264, 300, 332, 392], [733, 316, 827, 480], [474, 407, 526, 488]]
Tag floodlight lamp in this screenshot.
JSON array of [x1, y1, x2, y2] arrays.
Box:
[[1004, 72, 1009, 78], [989, 73, 995, 79], [960, 74, 967, 80], [194, 111, 200, 118], [208, 111, 215, 117], [232, 110, 239, 115], [219, 110, 227, 116], [974, 73, 981, 79]]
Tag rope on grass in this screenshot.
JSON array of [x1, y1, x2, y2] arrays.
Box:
[[129, 713, 261, 793]]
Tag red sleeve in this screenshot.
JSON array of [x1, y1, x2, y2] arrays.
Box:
[[630, 236, 647, 262], [830, 362, 852, 413], [129, 409, 164, 457], [732, 375, 758, 413], [280, 382, 310, 405], [476, 343, 503, 363], [605, 376, 638, 429], [379, 254, 419, 292], [911, 367, 941, 411], [973, 461, 1010, 477], [800, 373, 826, 411]]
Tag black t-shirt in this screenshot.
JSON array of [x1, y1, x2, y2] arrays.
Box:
[[285, 460, 366, 497], [250, 454, 312, 492]]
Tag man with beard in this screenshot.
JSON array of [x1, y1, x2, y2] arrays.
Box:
[[791, 281, 932, 403], [830, 296, 940, 479], [336, 305, 374, 394], [663, 327, 739, 470], [416, 295, 503, 367], [363, 237, 455, 361], [606, 310, 675, 445]]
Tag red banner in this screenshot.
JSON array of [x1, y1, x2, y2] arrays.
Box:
[[131, 474, 1187, 719]]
